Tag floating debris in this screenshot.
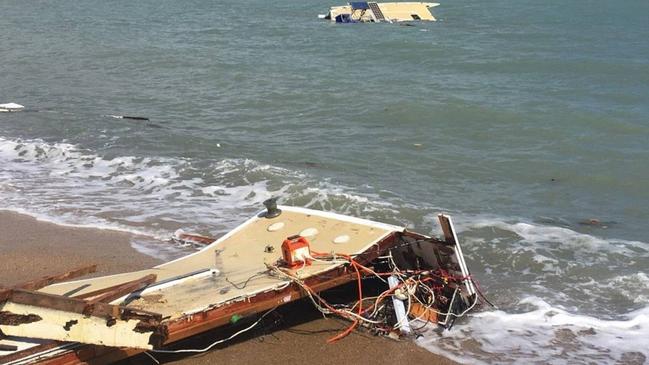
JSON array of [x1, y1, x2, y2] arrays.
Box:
[[106, 115, 150, 121], [1, 202, 483, 364], [0, 103, 25, 112], [171, 229, 217, 248], [578, 218, 613, 229], [321, 2, 440, 23]]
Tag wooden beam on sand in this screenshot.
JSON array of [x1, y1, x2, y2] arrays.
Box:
[[16, 265, 98, 292], [1, 265, 98, 305], [76, 274, 157, 304], [0, 290, 12, 304], [4, 289, 162, 321], [0, 344, 18, 352]]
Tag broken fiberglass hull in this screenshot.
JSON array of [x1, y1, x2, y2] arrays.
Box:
[[322, 2, 440, 23], [0, 205, 478, 365]]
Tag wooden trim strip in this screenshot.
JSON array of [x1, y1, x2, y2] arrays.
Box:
[[6, 289, 162, 321], [1, 265, 98, 306], [17, 266, 98, 292], [76, 274, 156, 304]]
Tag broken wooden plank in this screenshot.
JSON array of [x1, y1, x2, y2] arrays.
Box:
[[438, 214, 456, 245], [17, 265, 98, 292], [0, 344, 18, 352], [0, 311, 42, 326], [4, 289, 162, 322], [9, 290, 96, 317], [0, 290, 12, 304], [172, 231, 216, 246], [76, 274, 157, 304], [1, 265, 96, 305], [0, 301, 161, 350], [0, 290, 165, 350], [0, 341, 69, 364]]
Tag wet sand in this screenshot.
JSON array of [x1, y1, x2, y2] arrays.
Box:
[[0, 210, 458, 365]]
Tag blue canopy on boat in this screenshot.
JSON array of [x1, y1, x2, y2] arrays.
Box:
[[350, 1, 370, 10]]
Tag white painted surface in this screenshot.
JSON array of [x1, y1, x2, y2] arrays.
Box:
[[267, 222, 285, 232], [333, 234, 350, 244], [0, 302, 154, 349], [299, 227, 319, 237], [388, 275, 411, 334], [279, 206, 403, 232], [0, 102, 24, 112]]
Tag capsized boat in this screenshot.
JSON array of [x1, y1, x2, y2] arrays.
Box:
[[320, 2, 440, 23], [0, 201, 481, 364]]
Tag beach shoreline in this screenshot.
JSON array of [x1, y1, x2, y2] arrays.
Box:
[[0, 210, 458, 365]]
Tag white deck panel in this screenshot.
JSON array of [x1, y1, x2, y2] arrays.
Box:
[[39, 207, 402, 318]]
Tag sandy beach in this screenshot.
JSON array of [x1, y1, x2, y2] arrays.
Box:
[[0, 210, 457, 365]]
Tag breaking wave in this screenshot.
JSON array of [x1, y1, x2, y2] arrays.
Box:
[[2, 136, 648, 364], [417, 297, 649, 365], [0, 136, 404, 240], [467, 219, 649, 256]]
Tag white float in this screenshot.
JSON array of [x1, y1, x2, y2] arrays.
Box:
[[0, 102, 25, 112]]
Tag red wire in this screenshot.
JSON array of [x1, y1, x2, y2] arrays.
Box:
[[303, 250, 479, 342], [307, 251, 367, 343], [326, 256, 363, 343]]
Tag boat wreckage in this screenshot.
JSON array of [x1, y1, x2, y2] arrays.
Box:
[[0, 103, 24, 113], [320, 2, 439, 23], [0, 200, 483, 364]]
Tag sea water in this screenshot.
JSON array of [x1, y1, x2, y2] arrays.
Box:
[[1, 0, 648, 363]]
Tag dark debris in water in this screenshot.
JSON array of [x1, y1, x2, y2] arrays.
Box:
[[578, 327, 596, 336], [578, 218, 617, 229], [618, 352, 647, 365]]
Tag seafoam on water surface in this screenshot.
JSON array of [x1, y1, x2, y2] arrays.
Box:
[[1, 0, 648, 362]]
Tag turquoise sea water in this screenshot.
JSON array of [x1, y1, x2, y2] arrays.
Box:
[[1, 0, 648, 363]]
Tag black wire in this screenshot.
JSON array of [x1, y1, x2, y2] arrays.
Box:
[[225, 272, 267, 290], [409, 287, 435, 332], [410, 313, 432, 331], [471, 278, 496, 308]]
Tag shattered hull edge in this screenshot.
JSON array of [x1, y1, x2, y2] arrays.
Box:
[[0, 303, 155, 350]]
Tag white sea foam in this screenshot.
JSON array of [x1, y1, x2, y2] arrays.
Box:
[[3, 136, 648, 364], [578, 273, 649, 306], [448, 216, 649, 273], [417, 297, 649, 365], [0, 136, 403, 254], [610, 273, 649, 304], [467, 219, 649, 254], [130, 237, 196, 262], [531, 253, 560, 273]]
